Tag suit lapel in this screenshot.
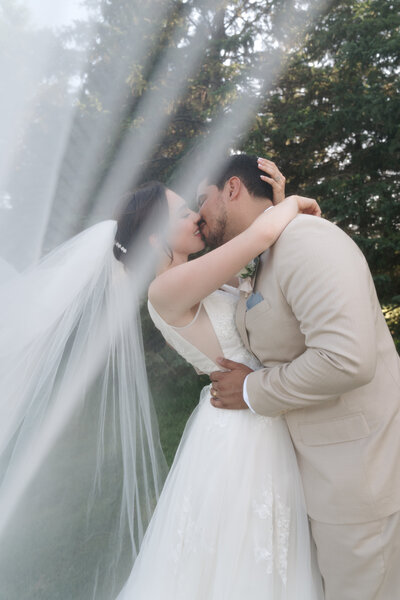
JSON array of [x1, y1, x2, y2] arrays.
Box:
[[236, 251, 266, 353], [235, 292, 251, 352]]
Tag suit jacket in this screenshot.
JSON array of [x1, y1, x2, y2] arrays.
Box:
[[236, 214, 400, 524]]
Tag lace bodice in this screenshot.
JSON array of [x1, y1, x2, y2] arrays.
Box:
[[147, 286, 261, 374]]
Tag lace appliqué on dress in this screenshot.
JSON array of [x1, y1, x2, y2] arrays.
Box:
[[254, 414, 274, 429], [203, 290, 261, 372], [172, 494, 216, 567], [253, 475, 291, 585]]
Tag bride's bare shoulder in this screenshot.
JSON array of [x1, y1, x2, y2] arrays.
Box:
[[148, 276, 198, 327]]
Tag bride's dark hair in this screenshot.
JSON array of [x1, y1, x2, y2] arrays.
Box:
[[113, 181, 169, 265]]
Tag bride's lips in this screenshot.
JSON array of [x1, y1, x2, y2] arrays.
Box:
[[197, 222, 207, 242]]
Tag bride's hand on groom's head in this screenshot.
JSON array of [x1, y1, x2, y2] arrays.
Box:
[[257, 159, 322, 218], [257, 157, 286, 205]]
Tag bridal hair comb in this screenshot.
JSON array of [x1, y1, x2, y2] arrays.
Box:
[[114, 241, 127, 254]]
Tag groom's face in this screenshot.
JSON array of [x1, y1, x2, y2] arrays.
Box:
[[196, 179, 228, 249]]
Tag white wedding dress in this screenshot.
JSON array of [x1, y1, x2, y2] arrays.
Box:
[[118, 286, 323, 599]]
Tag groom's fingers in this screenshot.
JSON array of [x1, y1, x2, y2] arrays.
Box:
[[210, 396, 248, 410], [209, 361, 253, 410], [211, 360, 253, 391], [216, 357, 244, 370], [210, 398, 223, 409]]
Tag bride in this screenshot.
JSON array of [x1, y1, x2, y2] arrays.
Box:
[[116, 159, 323, 599]]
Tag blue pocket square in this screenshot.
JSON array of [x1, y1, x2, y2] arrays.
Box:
[[246, 292, 264, 310]]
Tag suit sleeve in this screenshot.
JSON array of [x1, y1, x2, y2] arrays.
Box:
[[246, 217, 378, 417]]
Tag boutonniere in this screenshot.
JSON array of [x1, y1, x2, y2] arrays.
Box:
[[237, 257, 259, 294]]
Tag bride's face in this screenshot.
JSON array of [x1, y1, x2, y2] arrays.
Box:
[[166, 189, 205, 256]]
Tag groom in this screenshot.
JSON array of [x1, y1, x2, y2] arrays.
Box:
[[197, 154, 400, 600]]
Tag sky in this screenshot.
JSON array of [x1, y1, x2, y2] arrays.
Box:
[[22, 0, 89, 29]]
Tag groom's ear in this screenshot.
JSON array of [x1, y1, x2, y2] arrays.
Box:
[[226, 176, 241, 201]]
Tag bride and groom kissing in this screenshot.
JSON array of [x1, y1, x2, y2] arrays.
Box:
[[116, 153, 400, 600]]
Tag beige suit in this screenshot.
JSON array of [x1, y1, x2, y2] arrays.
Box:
[[236, 214, 400, 599]]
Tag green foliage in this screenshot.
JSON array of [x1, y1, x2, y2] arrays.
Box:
[[383, 304, 400, 352]]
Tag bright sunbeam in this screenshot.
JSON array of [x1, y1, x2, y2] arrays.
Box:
[[22, 0, 89, 29]]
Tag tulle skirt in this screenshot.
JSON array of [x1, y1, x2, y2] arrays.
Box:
[[118, 384, 323, 599]]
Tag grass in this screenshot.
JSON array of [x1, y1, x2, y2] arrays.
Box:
[[146, 341, 209, 466]]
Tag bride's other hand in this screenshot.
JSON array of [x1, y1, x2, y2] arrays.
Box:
[[288, 194, 321, 217], [257, 157, 286, 204]]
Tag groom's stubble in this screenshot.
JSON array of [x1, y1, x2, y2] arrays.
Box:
[[198, 185, 245, 249], [200, 202, 255, 249], [201, 205, 230, 249]]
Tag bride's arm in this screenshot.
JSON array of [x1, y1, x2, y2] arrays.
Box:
[[149, 195, 320, 322]]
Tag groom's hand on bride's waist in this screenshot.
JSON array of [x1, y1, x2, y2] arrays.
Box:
[[209, 358, 253, 410]]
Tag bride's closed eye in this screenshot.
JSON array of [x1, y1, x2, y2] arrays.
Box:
[[176, 204, 191, 218]]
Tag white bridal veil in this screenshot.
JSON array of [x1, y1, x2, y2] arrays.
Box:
[[0, 4, 174, 595], [0, 220, 167, 599]]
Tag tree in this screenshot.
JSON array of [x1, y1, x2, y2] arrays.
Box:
[[244, 0, 400, 307]]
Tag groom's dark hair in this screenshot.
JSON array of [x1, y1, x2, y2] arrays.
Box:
[[210, 154, 273, 200]]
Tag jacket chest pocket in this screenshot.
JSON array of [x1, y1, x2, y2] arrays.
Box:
[[245, 300, 305, 362], [245, 298, 272, 323]]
